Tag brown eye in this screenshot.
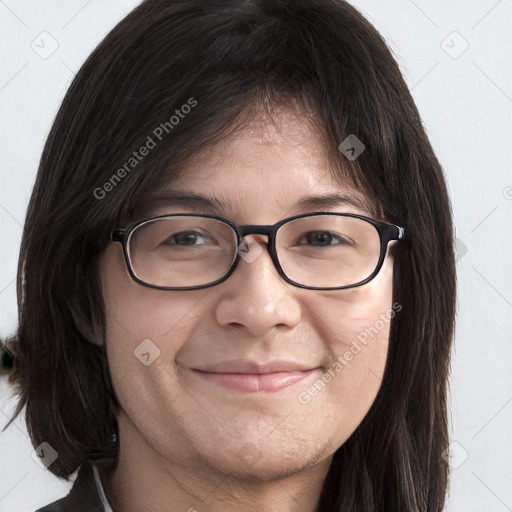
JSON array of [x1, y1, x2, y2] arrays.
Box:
[[297, 231, 355, 247], [162, 230, 211, 247]]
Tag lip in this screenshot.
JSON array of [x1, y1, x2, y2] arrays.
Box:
[[191, 360, 320, 393], [194, 369, 317, 393], [194, 359, 318, 374]]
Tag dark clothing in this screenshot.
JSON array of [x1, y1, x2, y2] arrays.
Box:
[[35, 460, 114, 512]]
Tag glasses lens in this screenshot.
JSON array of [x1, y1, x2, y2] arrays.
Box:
[[127, 214, 382, 289], [128, 216, 238, 288], [276, 215, 381, 288]]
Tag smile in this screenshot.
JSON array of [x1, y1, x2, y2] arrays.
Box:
[[194, 369, 317, 393]]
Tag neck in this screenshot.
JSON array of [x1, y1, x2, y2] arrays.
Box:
[[100, 410, 332, 512]]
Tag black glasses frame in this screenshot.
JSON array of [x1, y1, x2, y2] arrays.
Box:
[[111, 212, 405, 291]]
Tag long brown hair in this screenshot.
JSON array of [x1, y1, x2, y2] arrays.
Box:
[[3, 1, 456, 510]]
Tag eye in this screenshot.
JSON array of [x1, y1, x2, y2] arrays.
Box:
[[162, 230, 212, 247], [298, 231, 355, 247]]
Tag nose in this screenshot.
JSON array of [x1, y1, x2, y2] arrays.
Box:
[[213, 234, 303, 337]]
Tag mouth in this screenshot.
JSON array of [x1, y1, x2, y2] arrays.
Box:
[[193, 369, 319, 393]]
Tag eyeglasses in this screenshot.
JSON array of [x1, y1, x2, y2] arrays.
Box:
[[110, 212, 405, 291]]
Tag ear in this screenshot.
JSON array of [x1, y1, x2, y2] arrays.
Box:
[[87, 320, 105, 346], [0, 339, 16, 377], [70, 304, 105, 346]]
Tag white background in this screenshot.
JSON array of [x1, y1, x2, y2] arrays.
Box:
[[0, 1, 511, 511]]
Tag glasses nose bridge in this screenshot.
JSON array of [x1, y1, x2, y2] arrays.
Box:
[[238, 224, 275, 242]]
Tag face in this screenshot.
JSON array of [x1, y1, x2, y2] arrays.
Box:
[[100, 108, 395, 483]]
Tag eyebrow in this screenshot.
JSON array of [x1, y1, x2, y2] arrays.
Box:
[[141, 191, 373, 219]]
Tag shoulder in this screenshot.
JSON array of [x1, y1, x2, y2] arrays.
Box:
[[34, 461, 109, 512]]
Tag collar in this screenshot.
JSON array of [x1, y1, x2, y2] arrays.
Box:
[[90, 460, 115, 512]]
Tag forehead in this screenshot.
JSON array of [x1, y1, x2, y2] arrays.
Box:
[[184, 109, 326, 173], [143, 109, 375, 220]]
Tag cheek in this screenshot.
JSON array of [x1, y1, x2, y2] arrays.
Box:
[[302, 252, 394, 354], [295, 256, 394, 435], [100, 244, 206, 389], [101, 244, 195, 334]]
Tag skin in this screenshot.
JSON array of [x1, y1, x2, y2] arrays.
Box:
[[99, 108, 395, 512]]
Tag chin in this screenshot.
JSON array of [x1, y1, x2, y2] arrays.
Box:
[[197, 439, 331, 483]]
